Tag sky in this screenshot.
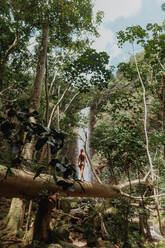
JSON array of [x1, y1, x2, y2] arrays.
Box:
[[92, 0, 165, 68]]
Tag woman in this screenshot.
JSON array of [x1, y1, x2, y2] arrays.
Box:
[[78, 149, 86, 181]]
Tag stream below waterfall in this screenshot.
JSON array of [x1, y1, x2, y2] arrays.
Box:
[[76, 107, 92, 182]]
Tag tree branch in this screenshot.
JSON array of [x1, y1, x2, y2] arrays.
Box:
[[132, 44, 164, 235], [64, 91, 80, 113], [47, 84, 70, 128], [1, 36, 18, 66], [0, 165, 120, 199]]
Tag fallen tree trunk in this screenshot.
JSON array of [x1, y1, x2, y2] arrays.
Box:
[[0, 165, 148, 200]]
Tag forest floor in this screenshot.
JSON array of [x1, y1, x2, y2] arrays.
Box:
[[0, 197, 165, 248], [0, 197, 11, 219], [0, 197, 115, 248], [0, 197, 23, 248]]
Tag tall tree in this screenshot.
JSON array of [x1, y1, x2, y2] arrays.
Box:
[[0, 0, 103, 238]]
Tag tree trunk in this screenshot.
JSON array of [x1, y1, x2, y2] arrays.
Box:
[[143, 216, 152, 241], [57, 86, 60, 130], [161, 73, 165, 157], [0, 36, 18, 91], [0, 165, 148, 199], [122, 206, 131, 248], [3, 23, 49, 237], [2, 198, 24, 235], [33, 197, 55, 242], [139, 214, 145, 236], [26, 200, 33, 232], [31, 23, 49, 111], [0, 66, 3, 91]]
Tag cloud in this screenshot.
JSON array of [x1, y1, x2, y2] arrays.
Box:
[[92, 26, 122, 64], [27, 37, 37, 54], [156, 0, 164, 3], [110, 44, 122, 59], [94, 0, 142, 23], [92, 0, 142, 64], [92, 26, 114, 52]]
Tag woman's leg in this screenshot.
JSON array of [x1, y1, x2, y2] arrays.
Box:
[[80, 164, 85, 180]]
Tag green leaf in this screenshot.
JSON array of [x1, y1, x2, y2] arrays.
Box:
[[56, 180, 74, 191], [7, 167, 13, 177], [33, 166, 46, 180], [11, 158, 21, 167], [35, 137, 48, 150], [161, 3, 165, 11]]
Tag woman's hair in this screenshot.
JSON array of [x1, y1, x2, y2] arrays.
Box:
[[80, 149, 84, 153]]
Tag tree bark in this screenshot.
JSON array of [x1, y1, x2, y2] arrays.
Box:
[[1, 198, 24, 234], [33, 197, 55, 242], [25, 200, 33, 232], [139, 214, 145, 236], [0, 36, 18, 90], [161, 73, 165, 157], [30, 23, 49, 111]]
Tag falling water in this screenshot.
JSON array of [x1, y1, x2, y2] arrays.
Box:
[[76, 107, 92, 182]]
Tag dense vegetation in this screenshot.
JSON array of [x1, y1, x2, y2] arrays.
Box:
[[0, 0, 165, 247]]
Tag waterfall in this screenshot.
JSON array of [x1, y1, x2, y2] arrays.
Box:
[[76, 107, 92, 182]]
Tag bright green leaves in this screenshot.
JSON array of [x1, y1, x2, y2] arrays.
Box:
[[91, 115, 146, 173], [161, 2, 165, 11], [95, 10, 104, 25], [10, 0, 99, 45], [64, 48, 112, 92], [117, 22, 164, 94], [117, 25, 148, 47], [117, 23, 162, 48], [117, 62, 137, 81]]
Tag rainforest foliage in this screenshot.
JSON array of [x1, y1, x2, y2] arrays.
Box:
[[0, 0, 165, 247]]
